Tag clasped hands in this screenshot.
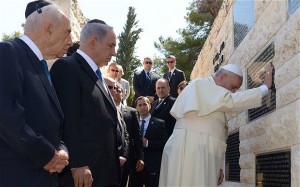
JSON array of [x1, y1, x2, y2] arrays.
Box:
[[43, 150, 69, 173]]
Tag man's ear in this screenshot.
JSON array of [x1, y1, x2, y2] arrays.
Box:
[[88, 36, 98, 49], [220, 72, 227, 81], [43, 21, 53, 40]]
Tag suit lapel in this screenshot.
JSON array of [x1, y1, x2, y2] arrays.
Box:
[[75, 53, 117, 110], [154, 96, 169, 113], [15, 38, 63, 116], [144, 118, 154, 138]]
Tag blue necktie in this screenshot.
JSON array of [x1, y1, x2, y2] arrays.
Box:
[[168, 72, 172, 81], [140, 120, 146, 137], [95, 69, 103, 83], [40, 60, 52, 85]]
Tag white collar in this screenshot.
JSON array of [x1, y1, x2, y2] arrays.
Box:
[[140, 114, 151, 123], [76, 49, 99, 72], [169, 68, 176, 74], [21, 35, 43, 60]]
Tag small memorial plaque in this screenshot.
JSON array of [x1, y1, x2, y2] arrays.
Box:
[[256, 151, 291, 187], [247, 43, 276, 121]]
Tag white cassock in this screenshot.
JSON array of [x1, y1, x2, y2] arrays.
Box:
[[159, 76, 263, 187]]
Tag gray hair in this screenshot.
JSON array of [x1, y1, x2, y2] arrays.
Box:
[[80, 22, 113, 44], [24, 4, 65, 33]]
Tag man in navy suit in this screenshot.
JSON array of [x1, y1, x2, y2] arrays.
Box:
[[51, 20, 123, 187], [132, 57, 160, 106], [163, 55, 186, 98], [0, 1, 72, 186], [133, 96, 168, 187], [150, 78, 176, 137]]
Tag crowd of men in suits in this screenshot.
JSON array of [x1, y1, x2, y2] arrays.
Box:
[[105, 56, 187, 187], [0, 1, 188, 187]]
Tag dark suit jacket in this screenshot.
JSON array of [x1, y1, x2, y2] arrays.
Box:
[[142, 117, 168, 173], [121, 105, 144, 169], [132, 70, 160, 105], [50, 52, 126, 186], [0, 38, 64, 187], [163, 68, 186, 98], [150, 95, 176, 137]]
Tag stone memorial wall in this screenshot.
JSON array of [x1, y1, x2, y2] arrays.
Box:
[[191, 0, 300, 186]]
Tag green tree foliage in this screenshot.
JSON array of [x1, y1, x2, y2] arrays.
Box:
[[154, 0, 222, 80], [117, 6, 143, 105], [2, 31, 22, 41], [116, 6, 143, 81], [152, 56, 165, 76]]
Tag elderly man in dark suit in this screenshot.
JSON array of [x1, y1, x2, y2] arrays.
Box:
[[150, 78, 176, 137], [51, 20, 123, 187], [133, 96, 168, 187], [132, 57, 160, 106], [110, 82, 144, 187], [0, 1, 72, 186], [163, 55, 186, 98]]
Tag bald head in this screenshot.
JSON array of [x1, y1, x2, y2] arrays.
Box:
[[156, 78, 170, 99]]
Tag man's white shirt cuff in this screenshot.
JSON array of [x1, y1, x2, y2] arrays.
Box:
[[260, 85, 269, 97]]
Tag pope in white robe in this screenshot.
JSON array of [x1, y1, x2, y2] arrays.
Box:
[[159, 64, 274, 187]]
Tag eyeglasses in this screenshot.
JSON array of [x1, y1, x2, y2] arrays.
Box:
[[144, 61, 152, 65], [167, 61, 174, 64], [110, 69, 119, 73], [107, 85, 117, 90]]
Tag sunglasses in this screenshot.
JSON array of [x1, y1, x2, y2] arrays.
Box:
[[107, 85, 117, 90], [145, 61, 152, 65], [110, 69, 119, 73], [116, 89, 122, 94], [167, 61, 174, 64]]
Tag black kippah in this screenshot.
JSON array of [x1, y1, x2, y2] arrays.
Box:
[[25, 0, 52, 19], [87, 19, 107, 25]]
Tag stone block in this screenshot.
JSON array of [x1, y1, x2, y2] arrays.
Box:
[[240, 100, 300, 154], [239, 153, 255, 169], [276, 75, 300, 108], [254, 0, 272, 20], [274, 7, 300, 68], [254, 0, 287, 53], [275, 52, 300, 89], [240, 168, 255, 184]]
